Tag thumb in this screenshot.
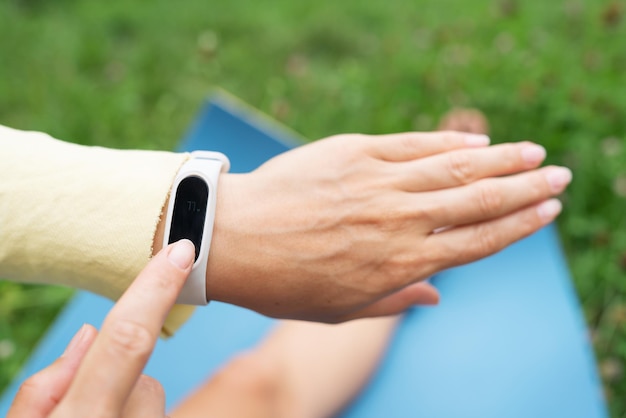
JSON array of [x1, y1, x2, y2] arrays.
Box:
[[8, 324, 98, 418]]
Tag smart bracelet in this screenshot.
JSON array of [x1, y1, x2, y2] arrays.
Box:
[[163, 151, 230, 305]]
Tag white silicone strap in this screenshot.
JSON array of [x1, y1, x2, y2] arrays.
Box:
[[163, 151, 230, 305]]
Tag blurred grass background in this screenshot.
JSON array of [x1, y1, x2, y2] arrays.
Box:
[[0, 0, 625, 415]]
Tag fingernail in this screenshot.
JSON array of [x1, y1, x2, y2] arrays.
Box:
[[168, 239, 195, 269], [545, 167, 573, 192], [521, 144, 547, 165], [464, 134, 490, 146], [537, 199, 563, 222], [63, 324, 88, 357]]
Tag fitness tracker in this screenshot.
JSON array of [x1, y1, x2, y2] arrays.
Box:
[[163, 151, 230, 305]]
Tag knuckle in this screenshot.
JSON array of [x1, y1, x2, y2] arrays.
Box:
[[398, 134, 419, 154], [332, 134, 370, 160], [318, 134, 357, 154], [107, 319, 155, 360], [323, 133, 347, 143], [447, 151, 475, 184], [18, 374, 45, 396], [389, 206, 416, 230], [476, 182, 503, 215], [383, 252, 422, 286], [474, 224, 502, 256], [150, 269, 180, 294], [16, 371, 66, 408], [335, 133, 367, 145], [369, 202, 414, 234]]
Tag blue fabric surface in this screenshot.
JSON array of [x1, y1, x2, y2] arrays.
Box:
[[0, 93, 607, 417]]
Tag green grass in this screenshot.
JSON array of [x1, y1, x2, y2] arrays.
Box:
[[1, 0, 625, 415]]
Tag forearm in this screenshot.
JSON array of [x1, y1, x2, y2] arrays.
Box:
[[259, 317, 400, 418], [171, 316, 400, 418]]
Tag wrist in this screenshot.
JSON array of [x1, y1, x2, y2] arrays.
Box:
[[153, 153, 230, 305], [204, 173, 251, 305], [152, 173, 250, 306]]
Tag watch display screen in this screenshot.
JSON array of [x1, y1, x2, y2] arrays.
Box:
[[168, 176, 209, 262]]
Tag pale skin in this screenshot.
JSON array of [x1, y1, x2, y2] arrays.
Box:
[[8, 240, 402, 418], [171, 317, 401, 418], [156, 130, 571, 322], [8, 240, 197, 418], [10, 129, 572, 417]]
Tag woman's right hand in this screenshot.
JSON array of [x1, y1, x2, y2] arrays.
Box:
[[7, 240, 196, 418], [207, 131, 571, 323]]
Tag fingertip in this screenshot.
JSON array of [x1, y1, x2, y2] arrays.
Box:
[[419, 286, 440, 305], [537, 198, 563, 223], [62, 324, 87, 356], [62, 323, 98, 358], [81, 324, 98, 344], [166, 239, 195, 270], [545, 166, 573, 193], [404, 282, 440, 305], [427, 291, 440, 305], [521, 143, 547, 166]]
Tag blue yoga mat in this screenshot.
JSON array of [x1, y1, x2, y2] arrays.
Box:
[[0, 92, 607, 417]]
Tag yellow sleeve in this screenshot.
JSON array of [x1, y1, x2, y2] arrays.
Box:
[[0, 124, 195, 336]]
